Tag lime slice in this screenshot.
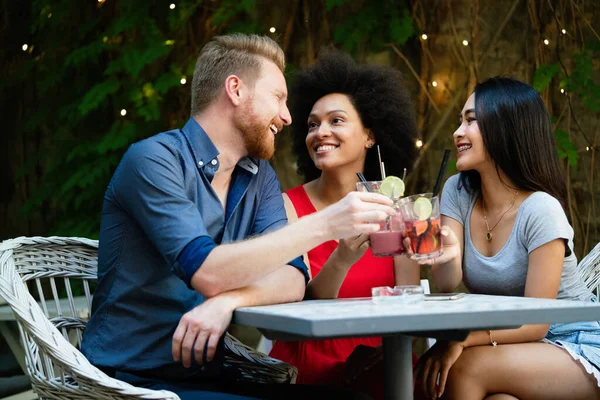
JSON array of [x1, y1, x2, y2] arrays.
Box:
[[380, 176, 405, 199], [413, 197, 433, 220]]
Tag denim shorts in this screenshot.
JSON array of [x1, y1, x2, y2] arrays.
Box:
[[545, 319, 600, 385]]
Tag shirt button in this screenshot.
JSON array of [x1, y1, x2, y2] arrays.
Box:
[[211, 159, 218, 166], [198, 161, 204, 166]]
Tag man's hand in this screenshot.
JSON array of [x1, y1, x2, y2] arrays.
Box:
[[172, 295, 237, 368], [321, 191, 395, 240]]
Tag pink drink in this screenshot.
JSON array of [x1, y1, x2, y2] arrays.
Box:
[[370, 230, 405, 257], [355, 180, 406, 257], [369, 214, 406, 257]]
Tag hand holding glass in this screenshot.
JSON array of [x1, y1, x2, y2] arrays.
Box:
[[398, 193, 443, 261], [356, 180, 405, 257]]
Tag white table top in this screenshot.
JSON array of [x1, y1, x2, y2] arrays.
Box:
[[233, 294, 600, 340]]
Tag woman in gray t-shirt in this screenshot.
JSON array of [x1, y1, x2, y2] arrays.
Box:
[[413, 77, 600, 400]]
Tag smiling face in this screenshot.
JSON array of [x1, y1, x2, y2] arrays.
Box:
[[453, 93, 490, 172], [305, 93, 373, 174], [234, 59, 292, 159]]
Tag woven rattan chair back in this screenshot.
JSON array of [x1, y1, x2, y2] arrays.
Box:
[[0, 236, 180, 399], [579, 242, 600, 300]]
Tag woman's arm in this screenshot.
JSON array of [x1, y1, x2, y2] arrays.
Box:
[[394, 255, 421, 286], [462, 238, 565, 347], [305, 234, 370, 299], [428, 216, 464, 292]]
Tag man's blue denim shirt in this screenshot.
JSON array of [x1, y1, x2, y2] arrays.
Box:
[[81, 118, 309, 372]]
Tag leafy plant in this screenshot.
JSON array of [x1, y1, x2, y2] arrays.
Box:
[[5, 0, 262, 238]]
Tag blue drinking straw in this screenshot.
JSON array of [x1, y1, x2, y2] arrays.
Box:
[[356, 173, 373, 192]]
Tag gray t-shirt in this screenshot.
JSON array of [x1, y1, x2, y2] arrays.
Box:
[[440, 174, 593, 302]]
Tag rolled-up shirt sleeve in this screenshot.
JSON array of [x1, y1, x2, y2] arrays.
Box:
[[251, 163, 310, 284], [110, 140, 214, 283]]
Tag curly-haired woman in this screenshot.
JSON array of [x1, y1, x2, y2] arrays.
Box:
[[269, 48, 420, 399]]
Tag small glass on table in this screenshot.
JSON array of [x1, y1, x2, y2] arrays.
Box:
[[356, 177, 405, 257], [398, 193, 443, 261], [371, 285, 424, 304]]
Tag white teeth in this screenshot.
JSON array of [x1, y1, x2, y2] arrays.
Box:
[[458, 145, 472, 153], [270, 124, 278, 134], [316, 145, 337, 152]]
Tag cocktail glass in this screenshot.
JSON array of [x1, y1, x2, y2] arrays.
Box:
[[398, 193, 443, 261], [356, 180, 405, 257]]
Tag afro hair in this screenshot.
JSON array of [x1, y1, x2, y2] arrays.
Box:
[[289, 48, 419, 182]]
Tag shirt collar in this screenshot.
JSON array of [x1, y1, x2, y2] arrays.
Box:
[[181, 117, 259, 175], [182, 118, 219, 169]]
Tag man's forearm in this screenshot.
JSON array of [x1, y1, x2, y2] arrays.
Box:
[[192, 191, 393, 297], [223, 265, 306, 309], [192, 212, 327, 297]]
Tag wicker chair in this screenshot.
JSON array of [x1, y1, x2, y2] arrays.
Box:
[[578, 242, 600, 300], [0, 236, 297, 400]]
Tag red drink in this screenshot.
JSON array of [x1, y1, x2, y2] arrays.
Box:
[[404, 218, 442, 258], [370, 230, 405, 257]]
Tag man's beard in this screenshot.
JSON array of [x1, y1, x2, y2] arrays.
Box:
[[236, 101, 276, 160]]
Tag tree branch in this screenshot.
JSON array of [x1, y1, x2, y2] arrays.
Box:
[[570, 0, 600, 40], [388, 43, 441, 114], [548, 0, 593, 147], [409, 86, 466, 178], [480, 0, 521, 64]]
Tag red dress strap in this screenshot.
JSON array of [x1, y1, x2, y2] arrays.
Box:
[[284, 185, 316, 218]]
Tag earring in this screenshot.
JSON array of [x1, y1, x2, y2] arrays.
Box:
[[367, 142, 374, 148]]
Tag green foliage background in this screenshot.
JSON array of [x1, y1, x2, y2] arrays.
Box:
[[2, 0, 599, 254]]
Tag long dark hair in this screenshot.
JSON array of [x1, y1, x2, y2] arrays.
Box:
[[459, 77, 567, 211], [289, 48, 418, 182]]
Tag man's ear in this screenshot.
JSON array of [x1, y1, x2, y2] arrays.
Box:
[[224, 75, 246, 106]]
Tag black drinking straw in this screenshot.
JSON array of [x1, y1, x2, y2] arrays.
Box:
[[417, 149, 451, 253], [356, 173, 373, 192], [432, 149, 451, 197]]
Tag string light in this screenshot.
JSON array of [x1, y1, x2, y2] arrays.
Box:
[[180, 77, 187, 85], [416, 139, 424, 148], [561, 29, 567, 35], [22, 44, 28, 51], [169, 3, 176, 9], [431, 81, 438, 87], [269, 27, 276, 33], [543, 39, 549, 45], [48, 13, 52, 18], [586, 146, 590, 152], [165, 40, 175, 45], [560, 88, 565, 94], [120, 109, 127, 116], [421, 34, 428, 40], [462, 40, 469, 46]]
